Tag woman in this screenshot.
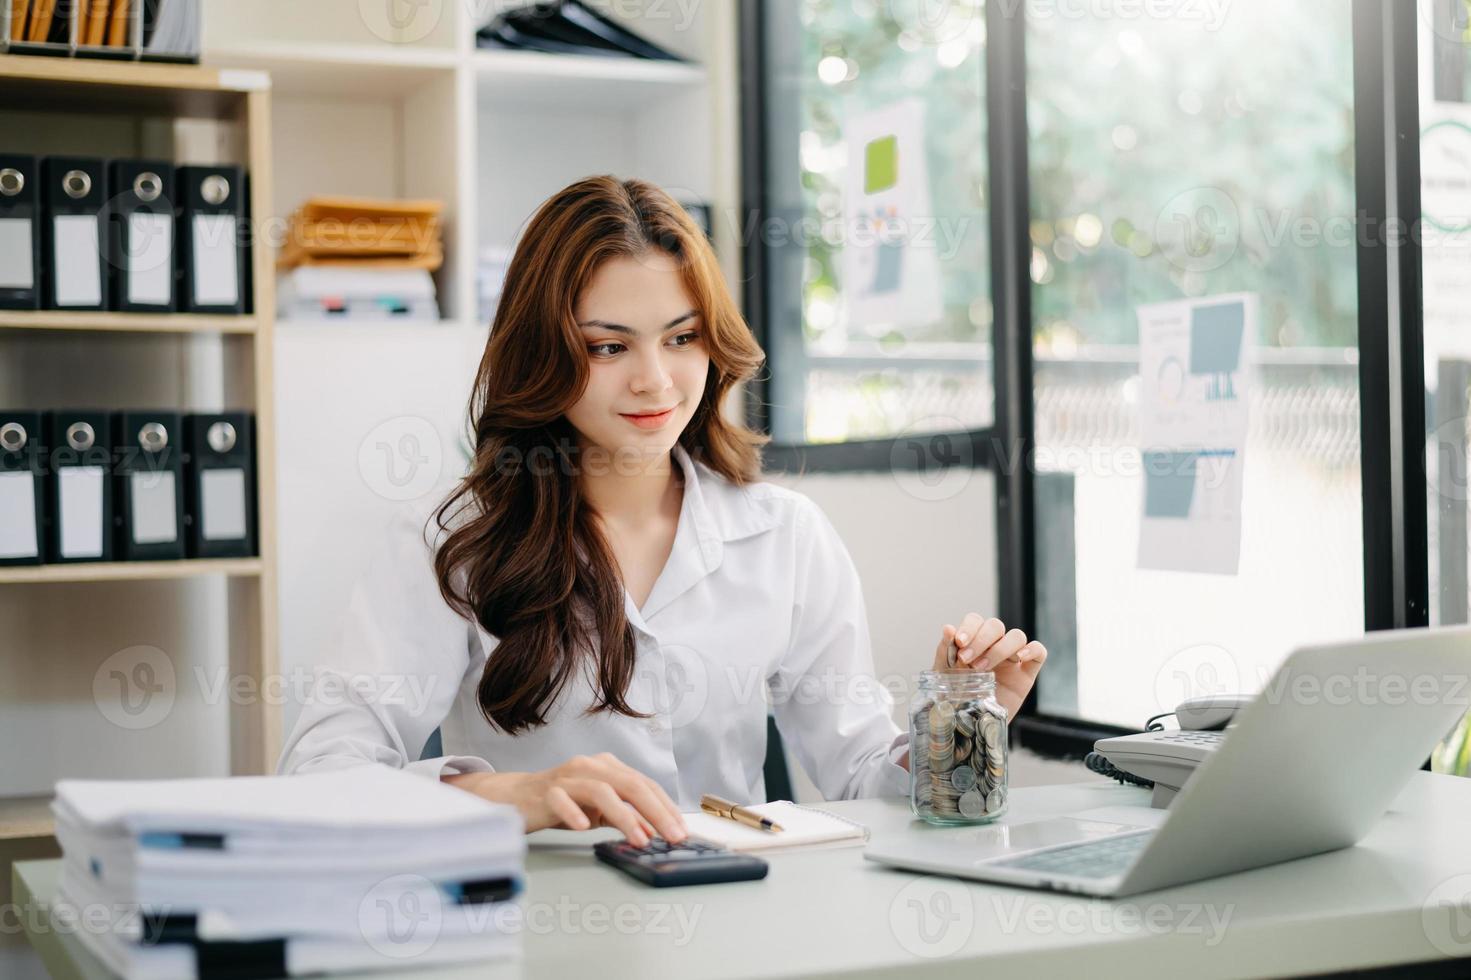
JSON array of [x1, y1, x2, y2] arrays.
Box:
[[279, 176, 1047, 848]]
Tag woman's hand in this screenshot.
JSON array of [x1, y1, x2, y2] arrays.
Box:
[[444, 752, 688, 846], [932, 615, 1047, 719]]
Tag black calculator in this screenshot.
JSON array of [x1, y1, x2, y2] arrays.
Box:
[[593, 836, 769, 887]]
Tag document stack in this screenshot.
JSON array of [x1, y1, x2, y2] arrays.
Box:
[[51, 765, 525, 979], [476, 0, 688, 61], [277, 196, 443, 322]]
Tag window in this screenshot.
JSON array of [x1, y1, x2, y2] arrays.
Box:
[[746, 1, 1449, 763], [1026, 0, 1362, 729], [1422, 0, 1471, 775], [750, 0, 993, 448]]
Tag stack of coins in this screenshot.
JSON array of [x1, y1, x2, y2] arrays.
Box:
[[926, 701, 957, 816], [909, 684, 1008, 823]]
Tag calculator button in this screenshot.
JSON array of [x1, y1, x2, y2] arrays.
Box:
[[664, 849, 701, 859]]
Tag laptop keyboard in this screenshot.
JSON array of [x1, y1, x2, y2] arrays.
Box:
[[990, 830, 1154, 879]]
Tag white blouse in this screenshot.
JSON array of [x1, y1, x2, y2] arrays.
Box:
[[277, 444, 910, 807]]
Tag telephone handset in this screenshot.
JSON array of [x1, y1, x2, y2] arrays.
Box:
[[1090, 694, 1254, 808]]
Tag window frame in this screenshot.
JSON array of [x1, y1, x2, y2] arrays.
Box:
[[740, 0, 1432, 758]]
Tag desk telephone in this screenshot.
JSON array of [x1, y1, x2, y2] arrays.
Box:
[[1089, 694, 1254, 808]]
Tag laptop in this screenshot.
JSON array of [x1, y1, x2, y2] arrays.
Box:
[[865, 625, 1471, 897]]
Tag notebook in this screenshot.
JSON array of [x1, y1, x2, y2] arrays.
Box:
[[680, 801, 869, 853]]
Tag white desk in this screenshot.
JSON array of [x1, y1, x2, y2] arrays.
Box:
[[15, 773, 1471, 979]]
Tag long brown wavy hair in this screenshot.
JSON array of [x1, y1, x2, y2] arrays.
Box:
[[433, 176, 769, 735]]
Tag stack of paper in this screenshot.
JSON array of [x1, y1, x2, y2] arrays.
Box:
[[51, 765, 525, 979], [475, 0, 689, 61], [142, 0, 201, 59], [277, 196, 444, 322], [278, 265, 439, 323]]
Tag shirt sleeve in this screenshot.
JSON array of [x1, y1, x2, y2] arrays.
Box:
[[768, 497, 910, 801], [277, 504, 496, 781]]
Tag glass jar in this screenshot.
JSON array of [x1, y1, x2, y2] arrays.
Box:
[[908, 670, 1009, 825]]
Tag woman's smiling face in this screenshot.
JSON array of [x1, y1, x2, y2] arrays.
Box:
[[566, 250, 709, 461]]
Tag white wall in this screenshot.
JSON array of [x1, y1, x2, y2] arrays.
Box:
[[770, 468, 999, 677], [273, 323, 486, 739], [767, 468, 998, 799]]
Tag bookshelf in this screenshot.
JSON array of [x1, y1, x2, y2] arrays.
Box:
[[196, 0, 739, 326], [0, 58, 280, 843]]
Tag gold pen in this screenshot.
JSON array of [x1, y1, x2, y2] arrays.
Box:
[[700, 794, 784, 833]]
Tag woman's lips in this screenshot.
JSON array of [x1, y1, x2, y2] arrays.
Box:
[[620, 408, 675, 430]]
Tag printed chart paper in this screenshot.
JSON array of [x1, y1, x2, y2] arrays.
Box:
[[841, 97, 943, 332], [1136, 293, 1256, 575]]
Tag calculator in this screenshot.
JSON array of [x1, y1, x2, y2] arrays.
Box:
[[593, 836, 769, 887]]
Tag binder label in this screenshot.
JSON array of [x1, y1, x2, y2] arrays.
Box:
[[0, 218, 33, 289], [201, 468, 247, 541], [127, 212, 174, 306], [191, 214, 239, 306], [0, 471, 39, 559], [54, 215, 103, 307], [60, 465, 106, 559], [130, 471, 179, 545]]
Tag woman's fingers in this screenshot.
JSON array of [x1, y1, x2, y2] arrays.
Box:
[[604, 770, 688, 842], [544, 783, 591, 832], [933, 624, 958, 669], [977, 628, 1029, 670], [935, 617, 1016, 668], [1015, 640, 1048, 673], [563, 778, 650, 847], [952, 613, 987, 651], [553, 754, 690, 844], [957, 617, 1007, 666], [617, 757, 688, 838], [590, 753, 688, 841]]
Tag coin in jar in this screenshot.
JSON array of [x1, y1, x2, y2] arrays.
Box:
[[957, 788, 986, 819]]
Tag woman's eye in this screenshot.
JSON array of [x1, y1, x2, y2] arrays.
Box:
[[670, 331, 700, 348], [588, 343, 625, 357]]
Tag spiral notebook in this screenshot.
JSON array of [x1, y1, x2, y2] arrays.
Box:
[[680, 801, 869, 853]]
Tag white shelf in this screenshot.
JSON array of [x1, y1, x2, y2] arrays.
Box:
[[205, 42, 458, 98], [203, 42, 709, 106], [473, 49, 706, 108], [0, 559, 264, 586], [0, 311, 260, 335], [276, 317, 485, 334]]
